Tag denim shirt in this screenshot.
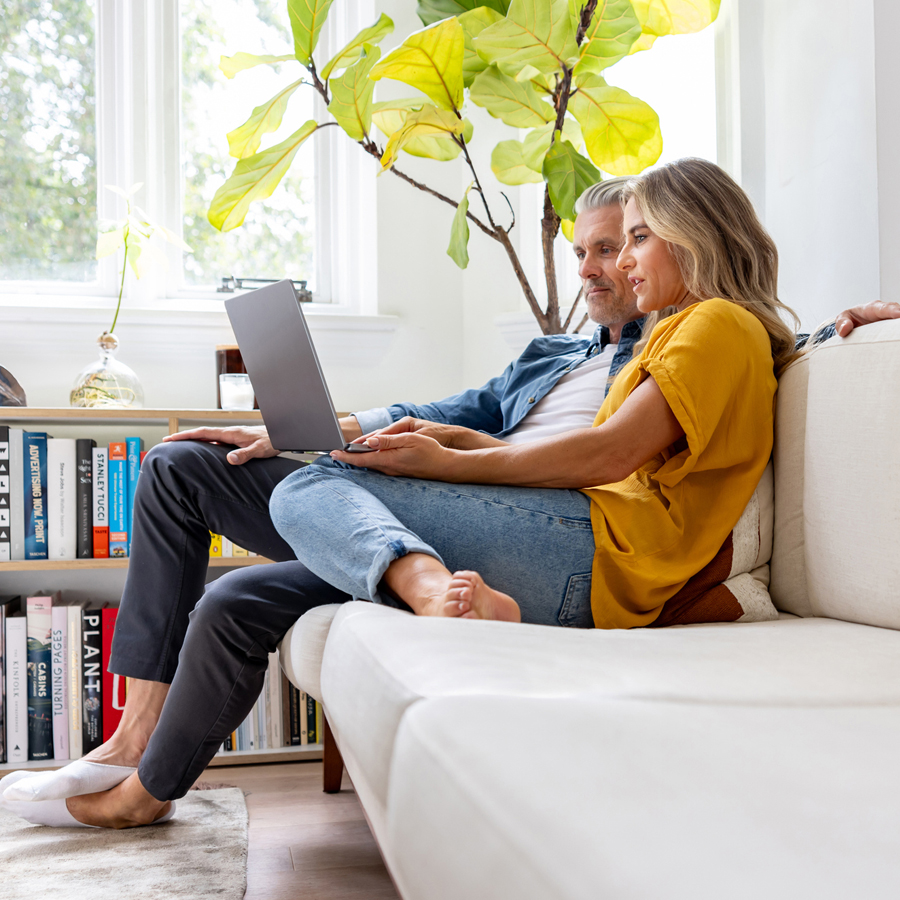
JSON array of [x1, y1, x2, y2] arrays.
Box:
[[353, 317, 836, 437]]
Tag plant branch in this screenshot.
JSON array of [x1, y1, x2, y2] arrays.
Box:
[[563, 286, 583, 331], [541, 186, 562, 331], [573, 312, 589, 333], [307, 60, 330, 105], [455, 136, 498, 231], [576, 0, 599, 45]]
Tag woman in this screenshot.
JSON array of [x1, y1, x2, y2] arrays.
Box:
[[268, 157, 798, 631]]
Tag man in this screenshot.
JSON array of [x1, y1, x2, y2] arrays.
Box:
[[4, 178, 899, 828]]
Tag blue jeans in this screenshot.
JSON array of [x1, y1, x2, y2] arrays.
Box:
[[269, 457, 597, 628]]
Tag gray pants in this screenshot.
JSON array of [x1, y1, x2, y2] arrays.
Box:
[[109, 441, 350, 801]]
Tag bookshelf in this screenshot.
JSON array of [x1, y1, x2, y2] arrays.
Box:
[[0, 407, 323, 769]]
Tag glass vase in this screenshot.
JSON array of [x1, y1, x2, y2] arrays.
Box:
[[70, 332, 145, 408]]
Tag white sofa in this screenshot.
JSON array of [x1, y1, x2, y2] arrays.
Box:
[[279, 320, 900, 899]]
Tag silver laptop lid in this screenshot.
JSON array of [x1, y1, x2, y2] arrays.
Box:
[[225, 280, 347, 453]]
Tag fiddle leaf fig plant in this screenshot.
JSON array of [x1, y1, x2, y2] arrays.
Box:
[[208, 0, 719, 335]]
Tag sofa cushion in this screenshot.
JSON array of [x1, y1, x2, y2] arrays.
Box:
[[320, 604, 900, 823], [388, 696, 900, 900], [278, 603, 343, 703], [801, 320, 900, 629]]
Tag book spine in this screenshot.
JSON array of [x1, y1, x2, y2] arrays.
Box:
[[92, 447, 109, 558], [26, 594, 54, 759], [0, 596, 21, 762], [306, 693, 317, 745], [67, 605, 84, 758], [47, 438, 77, 560], [269, 652, 283, 749], [51, 605, 69, 760], [288, 683, 302, 745], [0, 426, 9, 561], [108, 443, 127, 558], [76, 439, 96, 558], [221, 536, 233, 557], [81, 610, 103, 753], [9, 428, 24, 560], [209, 532, 222, 558], [101, 607, 124, 742], [281, 672, 291, 750], [300, 690, 309, 745], [232, 543, 248, 557], [5, 616, 28, 762], [23, 432, 49, 560], [316, 702, 322, 748], [125, 437, 142, 556]]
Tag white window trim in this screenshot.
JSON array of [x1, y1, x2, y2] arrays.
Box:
[[0, 0, 382, 324]]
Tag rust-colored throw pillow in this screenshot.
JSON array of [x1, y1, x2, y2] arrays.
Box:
[[651, 463, 778, 627]]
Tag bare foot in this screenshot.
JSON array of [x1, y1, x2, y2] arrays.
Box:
[[435, 570, 522, 622], [66, 772, 171, 829]]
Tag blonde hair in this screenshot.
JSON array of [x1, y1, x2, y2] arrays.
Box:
[[623, 158, 799, 376]]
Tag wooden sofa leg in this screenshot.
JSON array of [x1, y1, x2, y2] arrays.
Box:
[[323, 713, 344, 794]]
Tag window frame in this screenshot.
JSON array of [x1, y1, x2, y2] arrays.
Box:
[[0, 0, 378, 318]]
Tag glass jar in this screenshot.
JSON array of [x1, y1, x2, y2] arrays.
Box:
[[70, 332, 145, 408]]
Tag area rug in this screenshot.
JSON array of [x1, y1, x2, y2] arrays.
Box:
[[0, 788, 247, 900]]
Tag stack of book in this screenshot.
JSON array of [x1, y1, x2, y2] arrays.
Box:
[[0, 427, 145, 561], [208, 533, 258, 559], [0, 592, 320, 765]]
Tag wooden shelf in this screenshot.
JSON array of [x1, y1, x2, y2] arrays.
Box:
[[0, 555, 272, 572], [0, 744, 322, 772]]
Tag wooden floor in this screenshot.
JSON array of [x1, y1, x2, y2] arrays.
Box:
[[201, 760, 400, 900]]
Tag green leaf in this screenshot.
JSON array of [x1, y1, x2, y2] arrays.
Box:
[[447, 182, 473, 268], [469, 64, 554, 128], [369, 18, 466, 111], [96, 227, 125, 260], [459, 7, 505, 87], [572, 0, 642, 74], [631, 0, 720, 37], [474, 0, 579, 78], [219, 52, 296, 80], [522, 117, 583, 171], [327, 45, 380, 141], [417, 0, 509, 28], [380, 105, 466, 170], [491, 140, 544, 184], [105, 182, 143, 200], [372, 99, 472, 160], [560, 217, 575, 241], [126, 236, 142, 279], [227, 79, 303, 159], [541, 134, 600, 220], [568, 73, 662, 175], [208, 120, 319, 232], [288, 0, 335, 66], [320, 13, 394, 80]]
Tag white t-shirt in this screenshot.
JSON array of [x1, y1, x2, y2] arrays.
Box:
[[505, 343, 617, 444]]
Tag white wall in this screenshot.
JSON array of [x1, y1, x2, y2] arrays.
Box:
[[730, 0, 890, 331]]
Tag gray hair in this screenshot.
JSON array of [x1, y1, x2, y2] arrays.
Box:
[[574, 176, 631, 215]]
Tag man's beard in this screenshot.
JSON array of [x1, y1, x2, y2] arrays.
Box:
[[583, 279, 636, 326]]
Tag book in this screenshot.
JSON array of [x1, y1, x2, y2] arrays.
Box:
[[221, 536, 233, 557], [306, 693, 317, 745], [0, 426, 9, 561], [92, 446, 109, 558], [76, 438, 96, 558], [0, 595, 22, 762], [82, 608, 103, 753], [5, 614, 28, 763], [125, 437, 142, 556], [300, 689, 309, 745], [316, 701, 322, 748], [9, 428, 25, 560], [268, 652, 283, 749], [287, 682, 302, 745], [101, 607, 125, 742], [23, 431, 50, 560], [66, 601, 88, 759], [51, 603, 69, 760], [281, 672, 291, 749], [27, 593, 57, 760], [232, 543, 248, 557], [108, 442, 128, 558], [209, 532, 222, 558], [47, 437, 77, 560]]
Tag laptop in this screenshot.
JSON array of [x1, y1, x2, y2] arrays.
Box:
[[225, 279, 375, 454]]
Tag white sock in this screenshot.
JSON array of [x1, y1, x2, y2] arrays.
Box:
[[2, 760, 136, 802], [1, 771, 176, 828]]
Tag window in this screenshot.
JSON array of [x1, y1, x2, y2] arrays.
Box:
[[1, 0, 374, 311]]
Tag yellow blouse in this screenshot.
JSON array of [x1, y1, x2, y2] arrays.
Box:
[[583, 298, 777, 629]]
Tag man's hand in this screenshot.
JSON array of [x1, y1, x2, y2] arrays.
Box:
[[163, 425, 278, 465], [332, 431, 461, 480], [352, 416, 506, 451], [834, 300, 900, 337]]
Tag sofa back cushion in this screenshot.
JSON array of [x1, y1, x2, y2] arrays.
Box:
[[773, 320, 900, 629]]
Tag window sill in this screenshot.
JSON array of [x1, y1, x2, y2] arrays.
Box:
[[0, 295, 399, 366]]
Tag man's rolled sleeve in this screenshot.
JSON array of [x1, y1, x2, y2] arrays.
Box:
[[352, 407, 394, 435]]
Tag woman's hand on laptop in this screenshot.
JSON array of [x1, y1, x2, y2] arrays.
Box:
[[352, 417, 506, 451], [163, 425, 278, 465]]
